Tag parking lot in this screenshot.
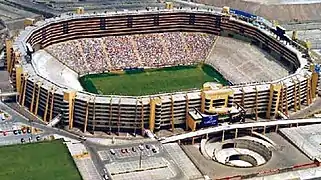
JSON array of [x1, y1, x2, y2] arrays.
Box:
[[111, 166, 176, 180], [0, 120, 43, 146], [91, 142, 185, 180], [98, 143, 162, 162], [0, 132, 43, 146], [0, 121, 16, 132]]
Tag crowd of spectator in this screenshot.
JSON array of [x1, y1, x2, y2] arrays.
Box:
[[46, 32, 216, 75]]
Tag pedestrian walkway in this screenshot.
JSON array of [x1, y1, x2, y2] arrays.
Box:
[[66, 142, 102, 180]]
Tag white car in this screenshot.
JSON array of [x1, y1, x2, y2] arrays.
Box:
[[78, 136, 86, 141], [103, 174, 109, 180]]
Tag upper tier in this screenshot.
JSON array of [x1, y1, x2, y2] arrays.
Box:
[[12, 8, 310, 101]]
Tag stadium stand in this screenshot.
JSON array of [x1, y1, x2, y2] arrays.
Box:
[[46, 32, 215, 74], [206, 37, 290, 84], [5, 8, 319, 135]]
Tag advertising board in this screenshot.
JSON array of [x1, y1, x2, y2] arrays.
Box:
[[201, 115, 218, 127]]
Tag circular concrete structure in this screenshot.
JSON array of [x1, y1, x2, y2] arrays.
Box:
[[213, 139, 272, 168]]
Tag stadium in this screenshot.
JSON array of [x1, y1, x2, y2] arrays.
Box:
[[4, 5, 320, 136]]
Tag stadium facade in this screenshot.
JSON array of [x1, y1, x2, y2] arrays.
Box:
[[4, 7, 319, 134]]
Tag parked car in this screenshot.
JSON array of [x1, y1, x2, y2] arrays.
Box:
[[152, 145, 158, 153], [103, 174, 109, 180], [132, 147, 136, 152], [78, 136, 86, 141], [110, 149, 115, 155], [145, 144, 150, 149]]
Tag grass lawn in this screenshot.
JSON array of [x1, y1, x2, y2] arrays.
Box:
[[80, 64, 228, 96], [0, 140, 82, 180]]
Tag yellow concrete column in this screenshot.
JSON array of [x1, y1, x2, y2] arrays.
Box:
[[76, 7, 85, 14], [201, 90, 205, 113], [5, 40, 13, 73], [24, 18, 35, 28], [149, 98, 156, 132], [64, 90, 76, 129], [15, 65, 23, 93], [311, 72, 319, 99], [280, 85, 284, 113], [266, 84, 282, 119], [272, 84, 282, 118]]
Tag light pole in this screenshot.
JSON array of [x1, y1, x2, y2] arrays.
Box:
[[29, 119, 33, 140], [139, 150, 142, 169]]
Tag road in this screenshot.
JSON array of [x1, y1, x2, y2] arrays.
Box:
[[1, 102, 80, 139], [160, 117, 321, 143]]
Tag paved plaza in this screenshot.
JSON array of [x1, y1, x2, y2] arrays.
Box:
[[66, 142, 102, 180], [280, 124, 321, 160], [111, 165, 176, 180], [74, 157, 102, 180], [105, 157, 169, 175], [164, 143, 203, 180]]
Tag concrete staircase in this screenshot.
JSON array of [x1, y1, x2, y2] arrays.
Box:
[[130, 35, 143, 66], [100, 38, 112, 69], [158, 33, 171, 60]]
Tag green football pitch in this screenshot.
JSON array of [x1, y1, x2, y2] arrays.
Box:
[[80, 64, 228, 96], [0, 140, 82, 180]]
